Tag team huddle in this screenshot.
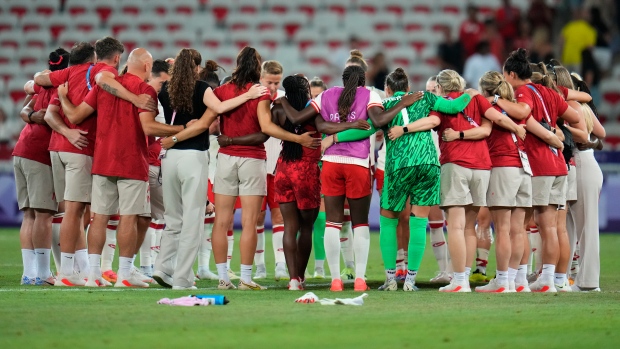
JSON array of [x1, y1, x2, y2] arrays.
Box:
[[13, 35, 604, 293]]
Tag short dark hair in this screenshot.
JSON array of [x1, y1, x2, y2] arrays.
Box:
[[69, 42, 95, 66], [94, 36, 124, 61], [151, 59, 170, 76]]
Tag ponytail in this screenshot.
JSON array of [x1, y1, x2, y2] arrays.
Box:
[[530, 62, 561, 94], [479, 71, 515, 102], [338, 65, 365, 123]]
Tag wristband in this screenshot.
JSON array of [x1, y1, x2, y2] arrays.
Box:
[[28, 110, 36, 122], [183, 124, 187, 129], [459, 131, 464, 140], [403, 126, 409, 133]]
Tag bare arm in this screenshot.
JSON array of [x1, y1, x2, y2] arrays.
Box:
[[592, 114, 606, 139], [95, 71, 156, 111], [160, 108, 218, 149], [494, 98, 531, 120], [280, 98, 318, 125], [218, 132, 270, 147], [33, 71, 53, 87], [203, 85, 268, 114], [484, 106, 526, 140], [367, 92, 424, 128], [315, 116, 371, 135], [43, 104, 89, 150], [442, 118, 492, 141], [19, 96, 40, 124], [24, 80, 36, 95], [565, 89, 592, 103], [257, 100, 320, 149], [139, 111, 184, 137], [525, 117, 563, 149], [57, 84, 95, 125], [561, 101, 588, 143], [387, 115, 441, 141]]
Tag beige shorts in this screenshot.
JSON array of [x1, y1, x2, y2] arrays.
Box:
[[531, 175, 567, 207], [13, 156, 58, 211], [50, 151, 93, 203], [148, 165, 164, 220], [440, 163, 490, 208], [214, 153, 267, 196], [91, 175, 150, 216], [566, 165, 577, 202], [486, 167, 532, 208]]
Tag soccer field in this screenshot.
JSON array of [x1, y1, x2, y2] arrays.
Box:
[[0, 229, 619, 349]]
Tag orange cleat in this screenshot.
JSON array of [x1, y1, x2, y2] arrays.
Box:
[[102, 270, 117, 283], [354, 278, 370, 292], [330, 278, 344, 292]]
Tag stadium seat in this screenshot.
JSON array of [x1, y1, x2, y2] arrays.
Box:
[[0, 32, 20, 50], [213, 45, 239, 68], [357, 0, 380, 14], [472, 0, 500, 17], [294, 28, 321, 51], [440, 0, 465, 15], [407, 30, 442, 52], [94, 2, 117, 23], [7, 0, 34, 18], [419, 46, 438, 65], [0, 48, 15, 65], [382, 0, 407, 16], [369, 12, 400, 32], [118, 31, 144, 53], [386, 46, 417, 70], [20, 14, 51, 33], [134, 16, 159, 34], [0, 14, 18, 33], [401, 13, 433, 32], [47, 14, 72, 40], [173, 0, 199, 15], [409, 63, 439, 89], [313, 10, 341, 32], [344, 12, 373, 33], [273, 45, 302, 70], [200, 30, 229, 49], [169, 30, 198, 49], [34, 0, 59, 17], [266, 0, 292, 14], [148, 0, 173, 16], [227, 13, 259, 32], [230, 31, 253, 50], [410, 0, 433, 13], [375, 31, 406, 49], [255, 30, 287, 50], [7, 79, 27, 103], [64, 0, 94, 16], [119, 0, 145, 16], [325, 31, 349, 49], [305, 46, 332, 66], [237, 0, 261, 14], [145, 30, 169, 50], [323, 0, 350, 17], [297, 1, 317, 18], [16, 47, 44, 66], [0, 63, 20, 86], [600, 80, 620, 105], [57, 31, 86, 49], [209, 0, 235, 21], [281, 12, 308, 38], [73, 13, 103, 33], [107, 13, 136, 36], [256, 13, 281, 31], [23, 31, 50, 49]]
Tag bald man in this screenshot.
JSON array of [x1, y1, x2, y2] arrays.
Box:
[[58, 48, 186, 287]]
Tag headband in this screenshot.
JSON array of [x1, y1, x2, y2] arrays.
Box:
[[49, 55, 64, 66]]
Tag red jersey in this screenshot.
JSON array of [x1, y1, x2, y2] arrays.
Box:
[[495, 6, 520, 41], [48, 62, 117, 156], [12, 86, 54, 166], [515, 83, 569, 176], [486, 105, 526, 168], [83, 73, 156, 181], [213, 82, 271, 159], [459, 20, 484, 57], [433, 93, 492, 170], [147, 136, 161, 167]]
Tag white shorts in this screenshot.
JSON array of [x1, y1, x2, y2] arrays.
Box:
[[486, 167, 532, 208], [13, 156, 57, 211], [91, 175, 150, 216], [440, 163, 490, 208]]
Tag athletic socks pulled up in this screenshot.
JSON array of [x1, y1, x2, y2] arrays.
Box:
[[21, 249, 36, 278], [34, 249, 51, 279], [272, 224, 286, 266], [407, 216, 428, 272], [226, 230, 234, 269], [254, 225, 265, 267], [429, 220, 450, 272], [353, 223, 370, 279], [313, 211, 326, 266], [101, 217, 118, 272], [475, 248, 489, 274], [324, 221, 342, 281], [379, 216, 399, 270]]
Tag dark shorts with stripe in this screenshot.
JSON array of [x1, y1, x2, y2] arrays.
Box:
[[380, 165, 440, 212]]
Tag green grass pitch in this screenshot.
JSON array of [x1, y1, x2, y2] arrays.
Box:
[[1, 229, 619, 348]]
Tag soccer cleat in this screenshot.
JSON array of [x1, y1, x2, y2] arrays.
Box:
[[152, 270, 173, 288], [570, 285, 601, 292], [172, 285, 197, 290], [403, 280, 419, 292], [288, 278, 303, 291], [238, 280, 266, 290], [475, 278, 508, 293], [275, 265, 289, 281], [508, 281, 516, 293], [556, 280, 573, 292], [85, 275, 111, 287], [430, 271, 452, 283], [330, 278, 344, 292], [196, 269, 219, 280], [378, 278, 398, 291], [20, 275, 35, 285], [102, 270, 118, 283], [34, 275, 56, 286], [254, 264, 267, 279], [514, 280, 531, 293], [54, 272, 87, 287], [115, 269, 149, 288], [227, 269, 240, 280], [132, 266, 154, 283], [313, 267, 325, 279], [354, 278, 369, 292], [340, 267, 355, 280], [469, 270, 488, 283], [527, 272, 539, 283], [439, 280, 471, 293], [217, 280, 237, 290], [394, 269, 407, 281], [529, 277, 557, 293]]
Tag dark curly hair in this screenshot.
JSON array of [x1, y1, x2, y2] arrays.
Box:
[[503, 48, 532, 80], [94, 36, 124, 61], [231, 46, 262, 91], [169, 48, 202, 114], [199, 60, 224, 89], [338, 65, 365, 123], [68, 42, 95, 66], [385, 67, 408, 93], [281, 75, 311, 161]]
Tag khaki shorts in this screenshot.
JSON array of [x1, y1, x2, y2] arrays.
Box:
[[50, 151, 93, 203], [486, 167, 532, 208], [214, 153, 267, 196], [149, 165, 164, 220], [440, 163, 490, 208], [566, 165, 577, 202], [91, 175, 150, 216], [13, 156, 58, 211], [531, 175, 567, 207]]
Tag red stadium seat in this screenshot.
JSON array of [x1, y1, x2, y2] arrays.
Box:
[[383, 0, 406, 16], [294, 29, 320, 51], [357, 0, 379, 14], [47, 14, 71, 40], [0, 15, 18, 33], [214, 46, 239, 67], [238, 0, 260, 14], [370, 12, 399, 32], [200, 30, 228, 49], [173, 0, 199, 15], [231, 31, 252, 50], [20, 14, 50, 33], [324, 0, 349, 17], [170, 30, 197, 49], [227, 13, 257, 32], [135, 17, 158, 34], [145, 31, 167, 50], [65, 0, 93, 16], [375, 31, 406, 50], [255, 30, 286, 50], [325, 31, 348, 49], [297, 1, 317, 18], [411, 0, 433, 13], [17, 47, 44, 67], [150, 0, 173, 16], [8, 1, 33, 18], [0, 32, 20, 50], [118, 32, 144, 53], [119, 0, 144, 16], [94, 2, 117, 23], [73, 13, 102, 33], [107, 14, 135, 36], [387, 46, 417, 69], [281, 13, 307, 38], [35, 0, 58, 17], [600, 80, 620, 105], [0, 49, 14, 65], [407, 30, 441, 53], [7, 79, 27, 103], [440, 0, 465, 15], [604, 135, 620, 149], [256, 13, 280, 31], [0, 63, 20, 85], [23, 32, 50, 49], [267, 0, 292, 14], [305, 46, 332, 66], [57, 31, 84, 49], [402, 14, 432, 32]]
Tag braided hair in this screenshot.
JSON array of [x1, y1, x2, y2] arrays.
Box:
[[338, 65, 365, 123], [281, 75, 311, 162]]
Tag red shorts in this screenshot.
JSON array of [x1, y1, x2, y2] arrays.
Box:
[[274, 159, 321, 210], [321, 162, 371, 199], [208, 180, 241, 210], [375, 168, 384, 193], [261, 174, 279, 211]]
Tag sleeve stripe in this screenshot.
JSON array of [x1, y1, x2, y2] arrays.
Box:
[[310, 100, 320, 113], [367, 103, 384, 110]]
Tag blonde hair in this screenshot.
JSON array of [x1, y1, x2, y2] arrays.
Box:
[[579, 102, 595, 134], [436, 69, 465, 93], [261, 60, 283, 76], [345, 50, 368, 72], [530, 62, 561, 94], [479, 71, 515, 101], [553, 65, 574, 90]]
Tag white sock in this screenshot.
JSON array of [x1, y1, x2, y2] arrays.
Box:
[[454, 271, 466, 283], [254, 225, 265, 267], [541, 264, 555, 282], [88, 254, 101, 278], [404, 250, 409, 270], [74, 249, 89, 275], [385, 269, 396, 281], [315, 259, 324, 269], [465, 267, 471, 277], [51, 214, 63, 273], [507, 267, 518, 283], [396, 248, 405, 270], [272, 224, 285, 265], [240, 264, 252, 283], [340, 220, 354, 269], [22, 249, 36, 278], [353, 224, 370, 279], [150, 219, 164, 264], [101, 218, 118, 271], [529, 226, 542, 272], [496, 270, 508, 283], [140, 265, 153, 277], [405, 269, 417, 284], [199, 216, 215, 269], [516, 264, 528, 283], [554, 273, 567, 286], [216, 263, 229, 282], [131, 254, 137, 267], [139, 228, 153, 268], [429, 220, 450, 272], [60, 252, 75, 276], [226, 230, 234, 269], [475, 248, 489, 274], [34, 249, 51, 279], [118, 257, 133, 278], [324, 221, 342, 280]]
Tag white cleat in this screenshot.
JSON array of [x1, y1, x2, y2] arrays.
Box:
[[570, 285, 601, 292], [254, 264, 267, 279], [196, 269, 219, 280], [377, 278, 398, 291], [54, 272, 87, 286], [527, 272, 539, 283], [429, 271, 452, 283], [514, 280, 531, 293], [217, 280, 237, 290], [132, 266, 154, 283], [34, 275, 56, 286], [227, 269, 240, 280], [529, 277, 557, 293], [475, 278, 509, 293], [403, 280, 419, 292], [275, 264, 289, 281], [313, 267, 325, 279], [439, 280, 471, 293], [172, 285, 197, 290], [21, 275, 36, 285], [85, 275, 111, 287], [288, 278, 303, 291], [238, 280, 267, 290], [115, 269, 149, 288], [556, 281, 573, 292], [507, 281, 517, 293]]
